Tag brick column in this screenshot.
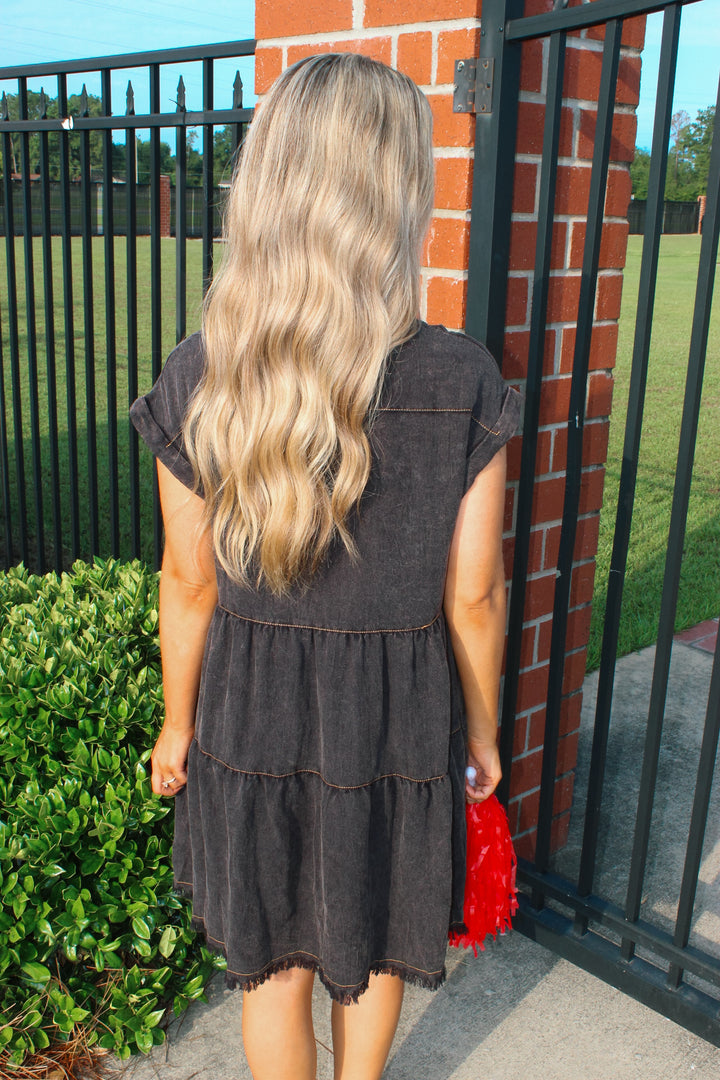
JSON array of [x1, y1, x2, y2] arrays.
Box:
[[254, 0, 645, 857], [159, 174, 171, 238]]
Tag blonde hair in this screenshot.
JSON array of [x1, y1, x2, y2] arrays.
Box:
[[185, 53, 434, 593]]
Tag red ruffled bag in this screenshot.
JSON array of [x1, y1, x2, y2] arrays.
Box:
[[448, 793, 518, 955]]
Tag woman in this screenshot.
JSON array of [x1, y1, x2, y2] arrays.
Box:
[[131, 53, 520, 1080]]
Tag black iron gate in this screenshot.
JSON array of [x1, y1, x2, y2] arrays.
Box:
[[466, 0, 720, 1044], [0, 41, 254, 574]]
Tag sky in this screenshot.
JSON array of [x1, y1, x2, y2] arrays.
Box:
[[0, 0, 718, 150]]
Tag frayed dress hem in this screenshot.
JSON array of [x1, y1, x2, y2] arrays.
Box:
[[178, 890, 447, 1004]]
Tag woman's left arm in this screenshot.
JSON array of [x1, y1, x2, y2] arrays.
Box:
[[151, 461, 218, 797]]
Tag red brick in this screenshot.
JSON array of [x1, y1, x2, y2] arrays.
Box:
[[566, 605, 592, 653], [364, 0, 481, 25], [556, 730, 580, 774], [426, 274, 466, 328], [526, 707, 547, 751], [502, 331, 529, 380], [504, 485, 516, 533], [429, 93, 474, 149], [569, 220, 630, 271], [505, 275, 529, 328], [586, 371, 614, 417], [512, 162, 538, 214], [577, 109, 638, 164], [434, 157, 473, 212], [523, 574, 556, 621], [503, 535, 515, 581], [520, 38, 545, 94], [606, 166, 632, 217], [505, 434, 523, 483], [622, 14, 647, 50], [553, 774, 575, 815], [536, 619, 554, 665], [397, 31, 433, 85], [560, 692, 583, 736], [617, 55, 642, 107], [586, 13, 647, 50], [255, 47, 283, 95], [583, 420, 610, 467], [514, 831, 536, 860], [516, 100, 547, 156], [508, 221, 567, 273], [532, 476, 566, 525], [570, 560, 596, 607], [561, 322, 619, 374], [541, 514, 589, 573], [564, 43, 603, 102], [595, 272, 625, 321], [579, 466, 606, 514], [288, 38, 392, 66], [520, 623, 538, 669], [562, 649, 587, 697], [437, 28, 481, 85], [539, 377, 571, 427], [509, 747, 544, 797], [543, 522, 561, 569], [547, 273, 582, 323], [422, 216, 470, 271], [575, 513, 600, 560], [518, 788, 541, 833], [257, 0, 351, 37], [556, 164, 591, 215], [551, 421, 610, 472]]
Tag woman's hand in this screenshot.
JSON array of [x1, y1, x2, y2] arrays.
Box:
[[465, 737, 501, 803], [151, 723, 195, 797]]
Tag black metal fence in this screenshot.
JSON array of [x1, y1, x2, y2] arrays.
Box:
[[468, 0, 719, 1045], [0, 40, 254, 574], [628, 196, 700, 233], [0, 179, 230, 237]]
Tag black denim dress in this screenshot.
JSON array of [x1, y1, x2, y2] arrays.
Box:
[[130, 322, 520, 1002]]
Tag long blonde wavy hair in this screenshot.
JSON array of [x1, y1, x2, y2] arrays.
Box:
[[184, 53, 434, 593]]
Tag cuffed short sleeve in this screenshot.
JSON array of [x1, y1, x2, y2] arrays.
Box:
[[129, 333, 204, 493], [464, 349, 522, 492]]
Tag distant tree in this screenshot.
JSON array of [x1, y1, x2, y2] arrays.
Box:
[[630, 105, 715, 204], [136, 138, 176, 185], [0, 89, 105, 181], [630, 147, 651, 199]]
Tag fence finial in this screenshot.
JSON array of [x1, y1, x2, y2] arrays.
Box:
[[80, 84, 89, 117], [0, 92, 8, 122], [233, 71, 243, 110], [126, 81, 135, 116], [39, 88, 48, 119], [176, 75, 186, 113]]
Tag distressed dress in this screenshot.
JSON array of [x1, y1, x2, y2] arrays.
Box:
[[130, 321, 520, 1002]]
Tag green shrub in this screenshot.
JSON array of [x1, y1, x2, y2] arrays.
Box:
[[0, 558, 223, 1067]]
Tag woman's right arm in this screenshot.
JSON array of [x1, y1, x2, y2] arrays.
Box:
[[151, 461, 218, 797], [443, 446, 508, 803]]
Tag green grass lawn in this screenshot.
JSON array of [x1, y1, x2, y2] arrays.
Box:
[[586, 234, 720, 669], [1, 233, 718, 664], [0, 236, 212, 567]]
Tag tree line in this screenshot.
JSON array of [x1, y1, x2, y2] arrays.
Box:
[[0, 89, 239, 186], [631, 106, 715, 201]]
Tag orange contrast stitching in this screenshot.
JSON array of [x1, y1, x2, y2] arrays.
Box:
[[216, 605, 442, 636], [195, 742, 447, 789]]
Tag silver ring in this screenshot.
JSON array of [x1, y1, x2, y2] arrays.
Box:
[[162, 776, 176, 788]]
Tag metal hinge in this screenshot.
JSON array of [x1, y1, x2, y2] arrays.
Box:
[[453, 57, 494, 115]]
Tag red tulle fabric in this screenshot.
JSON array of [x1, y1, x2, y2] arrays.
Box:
[[448, 794, 519, 955]]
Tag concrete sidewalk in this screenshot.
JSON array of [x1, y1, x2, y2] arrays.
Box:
[[121, 635, 720, 1080]]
